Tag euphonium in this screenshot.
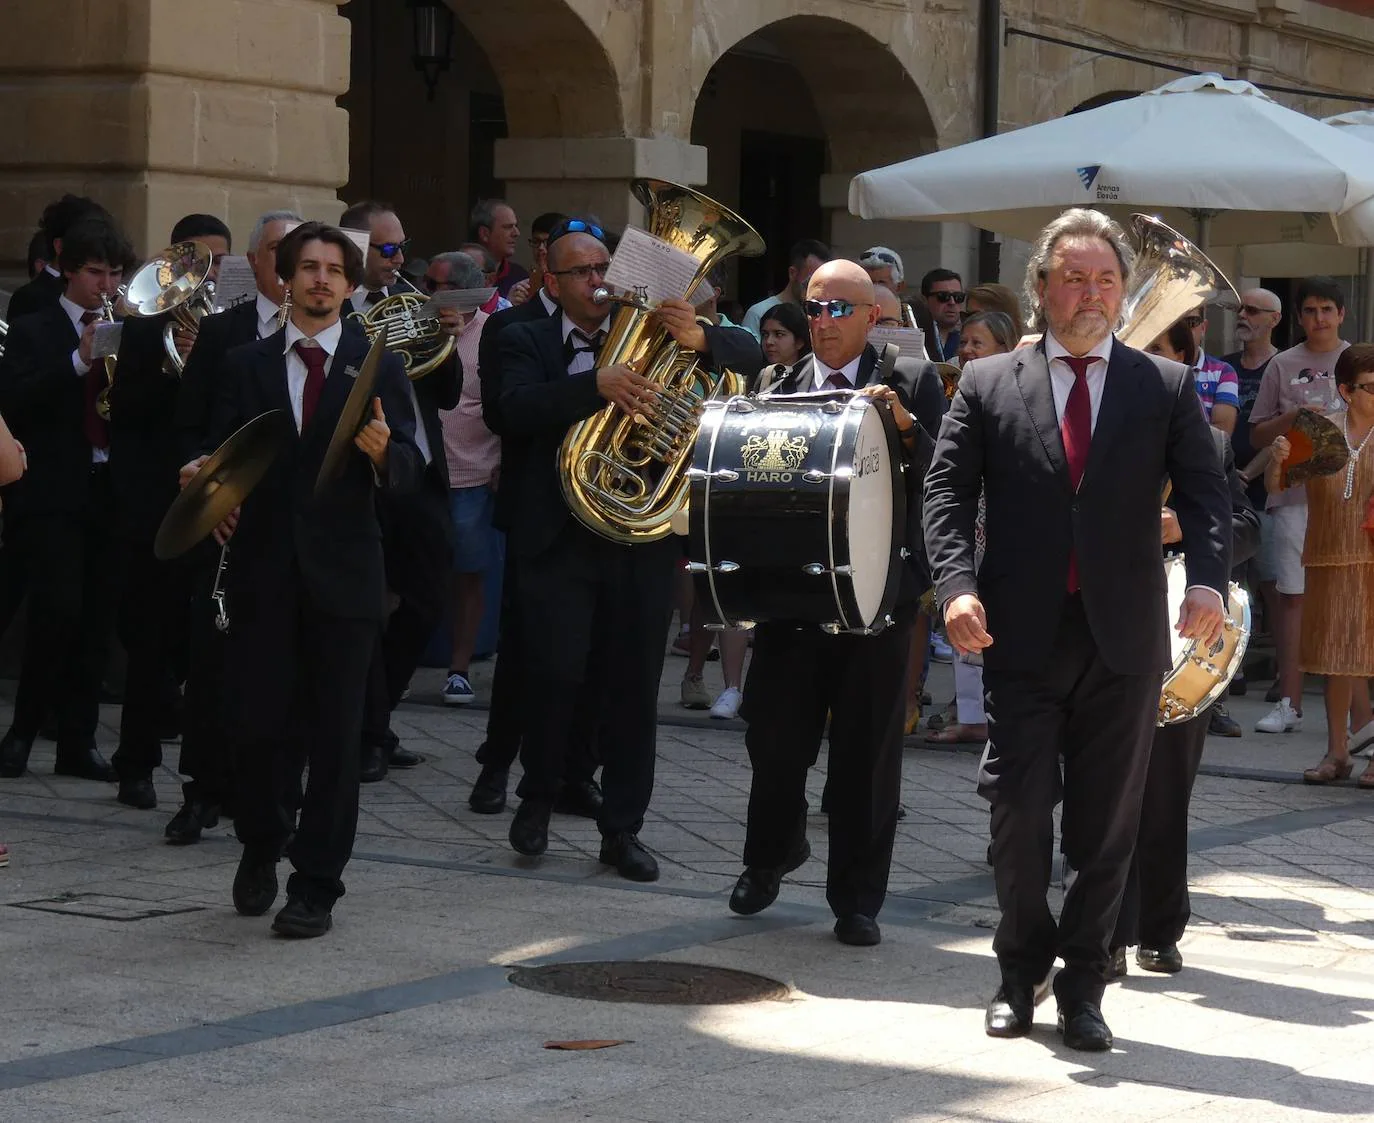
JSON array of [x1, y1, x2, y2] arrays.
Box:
[[559, 179, 765, 544], [1118, 214, 1238, 347], [349, 274, 453, 380], [94, 290, 121, 421], [123, 240, 217, 375]]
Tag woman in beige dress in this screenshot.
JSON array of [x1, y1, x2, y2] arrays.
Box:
[[1268, 343, 1374, 785]]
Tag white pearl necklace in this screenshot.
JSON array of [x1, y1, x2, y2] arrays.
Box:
[[1343, 412, 1373, 501]]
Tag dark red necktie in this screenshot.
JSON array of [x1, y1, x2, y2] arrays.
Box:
[[293, 340, 329, 429], [824, 371, 850, 390], [1060, 355, 1095, 593], [79, 310, 109, 451]]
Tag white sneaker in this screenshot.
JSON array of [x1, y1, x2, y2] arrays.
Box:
[[681, 673, 711, 709], [442, 673, 474, 705], [1350, 720, 1374, 758], [930, 634, 954, 663], [710, 686, 743, 720], [1255, 697, 1302, 734]]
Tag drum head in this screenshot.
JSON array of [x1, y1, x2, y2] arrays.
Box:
[[1164, 555, 1190, 666], [845, 404, 896, 626]]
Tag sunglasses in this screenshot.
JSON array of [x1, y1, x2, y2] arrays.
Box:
[[929, 291, 965, 304], [861, 250, 899, 267], [551, 261, 611, 281], [371, 239, 411, 258], [803, 299, 872, 320], [549, 219, 606, 245], [1239, 304, 1280, 317]]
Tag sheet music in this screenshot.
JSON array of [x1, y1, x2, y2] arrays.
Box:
[[602, 226, 700, 307], [420, 287, 495, 317], [91, 321, 123, 359], [212, 255, 258, 312], [867, 325, 927, 358]]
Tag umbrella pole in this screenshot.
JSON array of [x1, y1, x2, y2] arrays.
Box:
[[1195, 211, 1212, 253], [1364, 248, 1374, 340]]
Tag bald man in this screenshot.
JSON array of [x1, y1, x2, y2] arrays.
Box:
[[1222, 288, 1282, 412], [873, 284, 904, 327], [727, 260, 945, 945]]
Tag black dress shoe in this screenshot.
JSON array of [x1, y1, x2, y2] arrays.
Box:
[[1136, 943, 1184, 973], [599, 832, 659, 882], [165, 798, 219, 844], [0, 731, 34, 778], [232, 850, 279, 916], [834, 914, 881, 946], [468, 764, 508, 814], [509, 799, 552, 856], [54, 745, 116, 783], [359, 743, 388, 784], [1057, 1002, 1114, 1051], [388, 745, 423, 768], [1105, 945, 1128, 981], [985, 976, 1052, 1038], [1229, 673, 1247, 697], [555, 777, 604, 819], [728, 838, 810, 916], [117, 776, 157, 810], [271, 896, 333, 938]]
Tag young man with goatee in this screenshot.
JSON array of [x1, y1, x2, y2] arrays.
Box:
[[199, 221, 422, 938]]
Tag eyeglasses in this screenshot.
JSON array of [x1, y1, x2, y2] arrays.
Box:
[[876, 316, 903, 327], [1351, 381, 1374, 396], [371, 239, 411, 258], [549, 219, 606, 245], [928, 291, 965, 304], [551, 261, 611, 281], [1181, 315, 1205, 329], [803, 299, 872, 320], [422, 277, 458, 292], [1239, 304, 1280, 317], [529, 236, 550, 249]]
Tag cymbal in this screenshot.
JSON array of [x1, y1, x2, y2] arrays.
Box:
[[315, 332, 386, 496], [1282, 407, 1348, 487], [153, 409, 292, 560]]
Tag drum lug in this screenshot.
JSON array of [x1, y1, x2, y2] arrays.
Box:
[[802, 562, 826, 576], [834, 565, 853, 577], [686, 467, 740, 483], [685, 562, 709, 574], [715, 561, 740, 574], [899, 547, 910, 559], [736, 619, 756, 629], [701, 399, 727, 411], [820, 623, 842, 635], [802, 469, 830, 484], [821, 401, 845, 414], [728, 398, 757, 413]]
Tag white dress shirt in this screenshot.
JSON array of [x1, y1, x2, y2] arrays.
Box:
[[811, 353, 864, 391], [44, 264, 61, 279], [1044, 330, 1112, 432], [282, 319, 344, 433], [538, 288, 558, 316], [255, 292, 282, 340], [563, 314, 611, 377], [60, 294, 109, 464]]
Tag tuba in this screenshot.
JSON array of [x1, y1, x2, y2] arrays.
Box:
[[349, 274, 454, 380], [559, 179, 765, 544], [1118, 214, 1238, 347], [123, 240, 217, 375]]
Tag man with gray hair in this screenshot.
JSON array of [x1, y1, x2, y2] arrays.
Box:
[[470, 198, 529, 302], [925, 207, 1231, 1051]]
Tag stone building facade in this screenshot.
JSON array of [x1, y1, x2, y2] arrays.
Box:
[[3, 0, 1374, 307]]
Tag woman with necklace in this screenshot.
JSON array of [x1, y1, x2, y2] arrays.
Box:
[[1268, 343, 1374, 784]]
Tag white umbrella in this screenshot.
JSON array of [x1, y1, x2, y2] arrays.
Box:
[[1325, 110, 1374, 146], [849, 74, 1374, 248]]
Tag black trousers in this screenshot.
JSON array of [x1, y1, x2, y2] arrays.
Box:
[[514, 523, 675, 836], [111, 526, 190, 782], [979, 594, 1161, 1007], [228, 567, 376, 905], [477, 544, 599, 781], [360, 484, 451, 750], [8, 467, 119, 757], [740, 607, 914, 920], [1112, 711, 1209, 951], [176, 542, 233, 802]]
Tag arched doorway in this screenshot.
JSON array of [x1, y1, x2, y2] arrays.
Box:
[[689, 16, 936, 309]]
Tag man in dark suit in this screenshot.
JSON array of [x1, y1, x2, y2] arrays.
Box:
[[924, 208, 1231, 1050], [108, 214, 232, 812], [339, 202, 464, 781], [0, 218, 135, 782], [201, 221, 422, 938], [1104, 427, 1259, 978], [166, 209, 301, 843], [498, 228, 760, 880], [467, 214, 601, 818], [5, 195, 114, 322], [727, 259, 944, 946]]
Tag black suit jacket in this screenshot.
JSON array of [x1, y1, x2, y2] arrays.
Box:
[[207, 326, 423, 621], [174, 300, 261, 464], [0, 302, 100, 517], [497, 317, 762, 557], [776, 347, 945, 598], [110, 313, 181, 538], [923, 338, 1231, 676], [408, 345, 460, 494], [1212, 427, 1260, 569], [479, 294, 555, 436], [6, 270, 64, 323]]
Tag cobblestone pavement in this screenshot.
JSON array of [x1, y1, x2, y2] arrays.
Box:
[[1, 656, 1372, 1122]]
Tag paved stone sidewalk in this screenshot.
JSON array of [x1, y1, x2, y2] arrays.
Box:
[[1, 670, 1372, 1121]]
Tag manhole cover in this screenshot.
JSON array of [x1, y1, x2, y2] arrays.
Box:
[[9, 893, 206, 922], [508, 961, 788, 1005]]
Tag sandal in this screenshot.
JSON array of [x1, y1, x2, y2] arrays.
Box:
[[1303, 755, 1353, 785], [1358, 764, 1374, 790], [925, 723, 989, 745], [903, 708, 923, 736]]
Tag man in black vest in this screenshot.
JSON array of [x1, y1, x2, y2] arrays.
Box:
[[203, 221, 421, 937]]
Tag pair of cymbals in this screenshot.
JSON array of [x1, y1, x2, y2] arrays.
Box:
[[153, 334, 388, 559]]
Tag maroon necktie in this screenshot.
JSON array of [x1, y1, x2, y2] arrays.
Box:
[[79, 310, 109, 451], [824, 371, 850, 390], [1060, 355, 1095, 593], [294, 340, 329, 429]]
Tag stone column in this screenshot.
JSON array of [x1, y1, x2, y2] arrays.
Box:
[[0, 0, 350, 271]]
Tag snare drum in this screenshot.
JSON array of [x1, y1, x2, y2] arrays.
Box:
[[686, 390, 905, 633], [1158, 555, 1251, 725]]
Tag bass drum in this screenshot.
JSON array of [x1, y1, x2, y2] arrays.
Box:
[[687, 390, 905, 633], [1158, 554, 1252, 725]]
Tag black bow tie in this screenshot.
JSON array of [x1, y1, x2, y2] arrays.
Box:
[[565, 329, 605, 364]]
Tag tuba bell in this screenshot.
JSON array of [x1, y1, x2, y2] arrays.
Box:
[[1118, 214, 1238, 348], [559, 179, 765, 544], [123, 240, 217, 375], [348, 274, 454, 380]]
